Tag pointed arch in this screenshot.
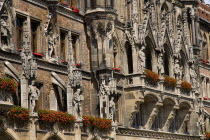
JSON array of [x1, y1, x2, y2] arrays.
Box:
[[145, 36, 156, 71], [42, 132, 66, 140], [125, 41, 133, 74]]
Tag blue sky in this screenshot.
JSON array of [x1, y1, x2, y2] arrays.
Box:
[[205, 0, 210, 4]]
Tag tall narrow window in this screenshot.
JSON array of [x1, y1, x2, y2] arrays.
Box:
[[72, 34, 79, 63], [60, 31, 66, 60], [16, 16, 25, 49], [125, 42, 133, 74], [31, 20, 39, 53]]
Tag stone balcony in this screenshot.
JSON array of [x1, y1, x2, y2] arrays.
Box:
[[116, 127, 201, 140], [123, 73, 193, 98]]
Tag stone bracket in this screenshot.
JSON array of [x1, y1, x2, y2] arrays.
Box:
[[4, 61, 20, 81], [51, 72, 66, 91]]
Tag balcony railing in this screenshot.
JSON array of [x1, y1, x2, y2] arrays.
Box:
[[123, 73, 192, 97], [85, 0, 115, 11]]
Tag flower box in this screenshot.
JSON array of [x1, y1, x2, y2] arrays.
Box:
[[18, 49, 22, 52], [61, 60, 68, 65], [206, 132, 210, 139], [0, 76, 18, 94], [164, 75, 177, 88], [202, 59, 207, 64], [181, 81, 192, 91], [70, 6, 80, 12], [38, 110, 76, 125], [33, 53, 44, 58], [144, 69, 160, 84], [83, 115, 112, 132], [75, 63, 81, 68], [114, 68, 120, 71], [8, 106, 29, 122]]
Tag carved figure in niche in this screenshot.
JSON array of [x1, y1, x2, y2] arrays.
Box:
[[1, 13, 11, 48], [108, 77, 116, 94], [174, 59, 180, 80], [109, 97, 116, 121], [48, 29, 56, 58], [29, 80, 40, 115], [190, 64, 199, 92], [30, 59, 37, 78], [99, 78, 109, 96], [73, 88, 84, 119], [138, 46, 145, 73], [189, 46, 194, 62], [157, 53, 164, 75], [197, 114, 205, 136]]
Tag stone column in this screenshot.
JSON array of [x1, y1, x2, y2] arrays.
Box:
[[74, 121, 83, 140], [190, 9, 196, 45], [29, 116, 38, 140]]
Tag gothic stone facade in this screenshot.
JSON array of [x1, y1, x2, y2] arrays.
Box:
[[0, 0, 210, 140]]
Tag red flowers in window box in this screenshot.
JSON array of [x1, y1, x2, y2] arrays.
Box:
[[8, 106, 29, 121], [144, 69, 160, 83], [202, 59, 207, 64], [18, 49, 22, 52], [70, 6, 80, 12], [61, 60, 68, 65], [181, 81, 192, 91], [164, 75, 177, 88], [114, 68, 120, 71], [203, 97, 210, 100], [33, 53, 43, 58], [0, 76, 18, 93], [75, 63, 81, 68], [206, 132, 210, 139], [38, 110, 76, 125], [83, 115, 112, 132]]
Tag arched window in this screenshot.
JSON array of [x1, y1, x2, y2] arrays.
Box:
[[125, 42, 133, 74], [145, 37, 154, 71], [163, 44, 172, 76]]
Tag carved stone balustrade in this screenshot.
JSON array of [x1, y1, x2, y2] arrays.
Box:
[[116, 127, 201, 140], [123, 73, 192, 97]]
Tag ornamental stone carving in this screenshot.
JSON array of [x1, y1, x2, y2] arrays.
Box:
[[138, 46, 146, 73], [157, 53, 164, 75], [1, 12, 11, 51]]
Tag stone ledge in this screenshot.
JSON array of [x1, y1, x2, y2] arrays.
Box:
[[117, 127, 201, 140]]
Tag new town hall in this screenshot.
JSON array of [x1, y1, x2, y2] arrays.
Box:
[[0, 0, 210, 140]]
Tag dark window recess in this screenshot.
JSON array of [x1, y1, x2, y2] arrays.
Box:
[[31, 21, 39, 53], [60, 32, 66, 60], [163, 53, 169, 76], [145, 45, 152, 70], [16, 17, 25, 49], [126, 43, 133, 74], [72, 34, 79, 62]]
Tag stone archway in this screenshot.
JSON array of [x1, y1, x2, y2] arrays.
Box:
[[175, 102, 191, 134], [42, 132, 66, 140]]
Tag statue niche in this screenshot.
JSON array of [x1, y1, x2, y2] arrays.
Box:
[[0, 10, 11, 51]]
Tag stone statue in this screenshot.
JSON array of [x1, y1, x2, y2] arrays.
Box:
[[73, 88, 84, 119], [190, 64, 199, 92], [109, 97, 116, 121], [29, 80, 40, 115], [197, 114, 205, 136], [48, 30, 56, 58], [1, 14, 11, 49], [157, 53, 164, 75], [138, 46, 145, 73]]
